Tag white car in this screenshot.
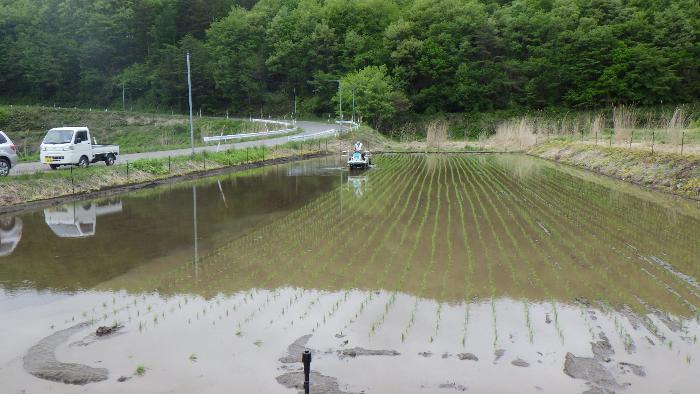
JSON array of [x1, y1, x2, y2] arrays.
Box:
[[0, 130, 19, 176], [40, 127, 119, 169], [0, 217, 22, 257]]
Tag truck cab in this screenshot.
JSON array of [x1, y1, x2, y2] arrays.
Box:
[[40, 127, 119, 169]]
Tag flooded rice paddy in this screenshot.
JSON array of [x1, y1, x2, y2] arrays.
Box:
[[1, 154, 699, 393]]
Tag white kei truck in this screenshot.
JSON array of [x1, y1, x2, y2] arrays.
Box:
[[39, 127, 119, 169]]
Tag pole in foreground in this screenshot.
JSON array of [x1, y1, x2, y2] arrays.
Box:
[[186, 51, 195, 155], [302, 350, 311, 394]]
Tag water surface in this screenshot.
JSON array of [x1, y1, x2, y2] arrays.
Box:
[[1, 154, 699, 393]]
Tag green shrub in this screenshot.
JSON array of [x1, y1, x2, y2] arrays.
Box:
[[131, 158, 168, 175], [0, 107, 9, 127]]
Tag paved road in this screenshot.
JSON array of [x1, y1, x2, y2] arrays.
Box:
[[11, 120, 336, 175]]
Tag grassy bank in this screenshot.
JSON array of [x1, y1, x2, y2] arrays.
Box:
[[0, 105, 291, 160], [531, 140, 700, 200], [0, 142, 324, 209]]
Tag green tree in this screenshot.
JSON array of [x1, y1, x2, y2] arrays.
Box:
[[334, 65, 406, 129]]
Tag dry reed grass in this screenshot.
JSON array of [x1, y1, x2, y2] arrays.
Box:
[[426, 119, 448, 149], [613, 105, 637, 143], [665, 107, 688, 145], [488, 118, 537, 151], [591, 114, 604, 140]]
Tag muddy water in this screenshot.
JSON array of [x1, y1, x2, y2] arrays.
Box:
[[1, 154, 699, 393]]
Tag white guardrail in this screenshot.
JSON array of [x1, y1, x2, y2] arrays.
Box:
[[201, 119, 296, 142], [288, 129, 338, 141], [287, 120, 358, 141]]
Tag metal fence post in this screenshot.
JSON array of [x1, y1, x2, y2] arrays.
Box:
[[70, 166, 75, 194], [651, 130, 655, 154], [168, 156, 171, 173], [126, 160, 129, 182], [629, 130, 633, 149], [681, 131, 685, 155]]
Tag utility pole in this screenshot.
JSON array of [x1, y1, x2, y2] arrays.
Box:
[[339, 81, 343, 122], [186, 51, 195, 155], [351, 86, 355, 123]]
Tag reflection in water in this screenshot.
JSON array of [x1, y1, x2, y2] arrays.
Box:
[[44, 200, 123, 238], [347, 175, 368, 197], [0, 155, 699, 392], [0, 217, 22, 257]]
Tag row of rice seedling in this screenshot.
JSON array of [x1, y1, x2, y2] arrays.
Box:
[[211, 156, 407, 326], [282, 156, 418, 330], [466, 158, 606, 342], [484, 158, 692, 320], [314, 156, 427, 333], [447, 158, 499, 346], [540, 169, 698, 268], [457, 157, 528, 291], [432, 157, 456, 340], [362, 157, 435, 336], [299, 156, 423, 331], [470, 157, 627, 342], [369, 158, 438, 341], [515, 165, 699, 313], [481, 159, 647, 311], [447, 156, 476, 347], [535, 165, 699, 278], [345, 155, 429, 314], [134, 190, 329, 295], [453, 156, 562, 344], [401, 156, 447, 343], [89, 160, 404, 332], [171, 157, 403, 295]]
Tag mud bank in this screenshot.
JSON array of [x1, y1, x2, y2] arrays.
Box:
[[531, 140, 700, 200], [0, 151, 329, 215]]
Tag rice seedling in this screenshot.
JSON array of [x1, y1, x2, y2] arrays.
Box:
[[135, 365, 146, 376]]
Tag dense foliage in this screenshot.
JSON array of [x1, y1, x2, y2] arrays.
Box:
[[1, 0, 698, 128]]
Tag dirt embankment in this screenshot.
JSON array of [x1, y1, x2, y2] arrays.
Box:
[[531, 140, 700, 200]]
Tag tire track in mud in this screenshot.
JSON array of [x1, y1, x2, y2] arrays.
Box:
[[24, 322, 109, 385]]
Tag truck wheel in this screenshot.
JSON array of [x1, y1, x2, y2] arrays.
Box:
[[0, 158, 9, 176], [0, 216, 15, 231], [105, 154, 115, 166], [78, 156, 89, 168], [49, 164, 60, 170]]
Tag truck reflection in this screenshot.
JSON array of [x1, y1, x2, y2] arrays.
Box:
[[44, 200, 123, 238], [0, 217, 23, 257]]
